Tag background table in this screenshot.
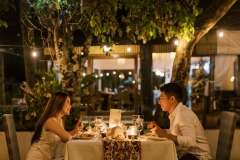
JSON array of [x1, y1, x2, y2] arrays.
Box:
[[64, 139, 178, 160]]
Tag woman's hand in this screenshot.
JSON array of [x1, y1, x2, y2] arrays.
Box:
[[74, 119, 83, 133]]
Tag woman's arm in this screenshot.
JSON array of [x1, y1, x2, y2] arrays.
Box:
[[68, 119, 83, 136], [44, 118, 72, 142]]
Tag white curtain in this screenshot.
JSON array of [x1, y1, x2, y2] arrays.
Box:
[[214, 55, 237, 86], [204, 55, 237, 96]]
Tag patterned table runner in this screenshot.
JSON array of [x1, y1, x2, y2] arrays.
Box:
[[103, 140, 141, 160]]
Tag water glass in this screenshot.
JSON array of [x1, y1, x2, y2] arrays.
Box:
[[132, 115, 138, 126], [135, 116, 144, 136]]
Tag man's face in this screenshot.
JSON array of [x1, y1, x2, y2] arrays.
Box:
[[158, 92, 172, 112]]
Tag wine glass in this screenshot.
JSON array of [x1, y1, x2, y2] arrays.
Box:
[[94, 116, 103, 136], [132, 115, 138, 126], [135, 116, 144, 136]]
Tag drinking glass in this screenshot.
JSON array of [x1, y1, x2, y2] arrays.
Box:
[[135, 116, 144, 136], [132, 115, 138, 126], [94, 116, 103, 135], [88, 118, 96, 129]]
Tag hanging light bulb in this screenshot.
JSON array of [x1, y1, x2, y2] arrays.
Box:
[[219, 31, 224, 37], [127, 46, 131, 52], [174, 40, 179, 45], [32, 51, 37, 57]]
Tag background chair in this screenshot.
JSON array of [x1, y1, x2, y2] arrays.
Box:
[[2, 114, 21, 160], [215, 111, 238, 160]]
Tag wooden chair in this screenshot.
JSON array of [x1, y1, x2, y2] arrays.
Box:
[[2, 114, 21, 160], [215, 111, 238, 160]]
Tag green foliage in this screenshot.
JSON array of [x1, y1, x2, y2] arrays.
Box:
[[20, 70, 62, 130], [0, 0, 15, 28], [25, 0, 202, 48], [122, 0, 202, 42], [18, 70, 100, 131]]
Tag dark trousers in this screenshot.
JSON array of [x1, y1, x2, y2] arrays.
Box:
[[179, 154, 199, 160]]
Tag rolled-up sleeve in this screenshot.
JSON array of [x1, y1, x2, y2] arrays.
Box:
[[176, 114, 196, 148]]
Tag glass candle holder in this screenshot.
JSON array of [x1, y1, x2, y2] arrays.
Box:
[[127, 126, 138, 139]]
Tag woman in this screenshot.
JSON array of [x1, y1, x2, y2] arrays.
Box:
[[26, 91, 83, 160]]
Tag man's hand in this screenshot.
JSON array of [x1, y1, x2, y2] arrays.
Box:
[[147, 121, 167, 137]]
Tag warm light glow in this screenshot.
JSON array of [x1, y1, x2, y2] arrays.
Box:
[[117, 58, 126, 65], [106, 72, 110, 76], [132, 80, 135, 84], [127, 46, 131, 52], [32, 51, 37, 57], [82, 73, 86, 77], [204, 63, 209, 71], [104, 45, 111, 52], [159, 72, 165, 77], [100, 73, 103, 77], [155, 70, 161, 76], [219, 31, 224, 37], [128, 71, 132, 75], [170, 52, 176, 59], [95, 75, 98, 78], [230, 76, 235, 81], [174, 40, 179, 45], [195, 64, 199, 69], [113, 71, 116, 74]]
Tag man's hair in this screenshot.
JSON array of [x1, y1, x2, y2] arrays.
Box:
[[160, 83, 183, 102]]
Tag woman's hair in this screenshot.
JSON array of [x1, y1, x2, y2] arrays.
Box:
[[31, 91, 69, 144], [160, 82, 183, 103]]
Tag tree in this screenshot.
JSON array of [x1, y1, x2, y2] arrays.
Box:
[[22, 0, 237, 107], [20, 0, 36, 88], [0, 0, 15, 104], [121, 0, 237, 90], [0, 0, 15, 28], [22, 0, 121, 107]]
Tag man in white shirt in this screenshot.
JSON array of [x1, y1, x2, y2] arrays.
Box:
[[147, 82, 213, 160]]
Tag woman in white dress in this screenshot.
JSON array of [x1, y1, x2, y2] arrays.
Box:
[[26, 91, 83, 160]]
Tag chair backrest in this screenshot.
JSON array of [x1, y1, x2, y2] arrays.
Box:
[[2, 114, 21, 160], [215, 111, 238, 160]]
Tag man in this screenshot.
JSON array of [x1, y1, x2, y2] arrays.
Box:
[[147, 83, 213, 160]]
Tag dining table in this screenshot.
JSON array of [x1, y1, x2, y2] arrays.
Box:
[[63, 137, 178, 160]]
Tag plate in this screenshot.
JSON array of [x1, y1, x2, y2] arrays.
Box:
[[73, 136, 93, 140], [144, 136, 168, 141]]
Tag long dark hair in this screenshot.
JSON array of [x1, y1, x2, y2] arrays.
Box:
[[31, 91, 68, 144]]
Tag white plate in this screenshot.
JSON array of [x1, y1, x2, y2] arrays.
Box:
[[145, 136, 168, 141], [73, 136, 93, 140]]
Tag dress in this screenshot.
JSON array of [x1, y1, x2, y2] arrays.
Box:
[[168, 102, 213, 160], [26, 119, 62, 160]]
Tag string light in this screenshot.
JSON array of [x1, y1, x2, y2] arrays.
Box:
[[219, 31, 224, 37], [32, 51, 37, 57], [127, 46, 131, 52], [174, 40, 179, 46]]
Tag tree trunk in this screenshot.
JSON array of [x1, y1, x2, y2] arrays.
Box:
[[20, 0, 36, 88], [53, 25, 91, 107], [0, 50, 5, 104], [171, 39, 194, 103], [171, 0, 237, 103]]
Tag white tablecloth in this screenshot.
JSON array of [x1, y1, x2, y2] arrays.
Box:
[[64, 139, 178, 160]]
